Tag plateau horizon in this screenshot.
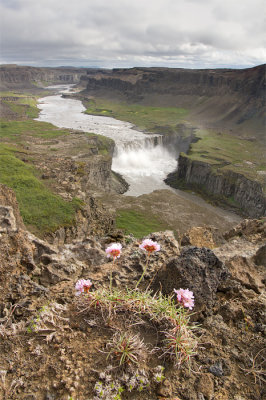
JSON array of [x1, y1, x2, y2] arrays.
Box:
[[1, 62, 265, 70]]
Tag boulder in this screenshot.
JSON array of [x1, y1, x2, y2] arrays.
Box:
[[152, 246, 228, 312]]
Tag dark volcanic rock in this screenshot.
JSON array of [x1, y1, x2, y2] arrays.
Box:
[[152, 246, 229, 311], [253, 244, 266, 267]]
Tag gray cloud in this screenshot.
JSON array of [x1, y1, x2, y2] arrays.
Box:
[[0, 0, 265, 68]]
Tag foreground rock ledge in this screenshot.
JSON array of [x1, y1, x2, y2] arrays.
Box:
[[0, 186, 265, 400]]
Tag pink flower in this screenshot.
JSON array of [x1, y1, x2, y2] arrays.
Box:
[[139, 239, 160, 253], [105, 243, 122, 259], [174, 288, 194, 310], [75, 279, 92, 296]]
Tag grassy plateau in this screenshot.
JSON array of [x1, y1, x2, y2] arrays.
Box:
[[84, 98, 188, 132]]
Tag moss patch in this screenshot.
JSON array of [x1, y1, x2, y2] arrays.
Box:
[[116, 209, 166, 238]]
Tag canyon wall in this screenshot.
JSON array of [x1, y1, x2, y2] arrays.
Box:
[[0, 65, 94, 89], [166, 154, 266, 218], [83, 64, 265, 136]]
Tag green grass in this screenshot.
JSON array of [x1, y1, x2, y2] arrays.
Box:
[[0, 90, 50, 119], [0, 119, 70, 141], [0, 91, 26, 97], [116, 209, 166, 238], [188, 130, 266, 185], [85, 99, 188, 132], [0, 143, 82, 235]]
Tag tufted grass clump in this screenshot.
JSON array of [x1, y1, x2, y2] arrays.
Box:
[[76, 286, 198, 368], [106, 331, 146, 366]]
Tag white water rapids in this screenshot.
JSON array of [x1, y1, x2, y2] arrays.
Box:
[[36, 85, 177, 196]]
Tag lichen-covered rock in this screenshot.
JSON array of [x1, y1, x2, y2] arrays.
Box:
[[0, 206, 17, 233], [0, 184, 25, 229], [180, 226, 216, 248], [152, 246, 228, 311]]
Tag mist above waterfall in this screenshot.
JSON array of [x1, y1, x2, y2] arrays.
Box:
[[36, 85, 177, 196], [112, 140, 177, 196]]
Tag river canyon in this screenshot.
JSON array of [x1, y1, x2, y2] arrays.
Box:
[[36, 84, 242, 227]]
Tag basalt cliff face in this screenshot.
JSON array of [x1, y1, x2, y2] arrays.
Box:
[[83, 64, 266, 136], [0, 65, 103, 90], [166, 154, 266, 218]]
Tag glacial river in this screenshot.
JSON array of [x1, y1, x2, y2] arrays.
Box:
[[36, 85, 177, 196]]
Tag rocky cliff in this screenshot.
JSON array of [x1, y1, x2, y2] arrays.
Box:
[[166, 154, 266, 218], [0, 65, 94, 90]]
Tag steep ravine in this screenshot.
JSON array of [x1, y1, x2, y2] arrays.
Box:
[[165, 153, 266, 218]]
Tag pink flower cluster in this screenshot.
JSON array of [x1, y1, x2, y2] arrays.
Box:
[[75, 279, 92, 296], [139, 239, 160, 253], [174, 288, 194, 310], [105, 243, 122, 259]]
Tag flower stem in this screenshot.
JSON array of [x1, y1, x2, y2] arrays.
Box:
[[110, 257, 115, 292], [135, 252, 150, 289]]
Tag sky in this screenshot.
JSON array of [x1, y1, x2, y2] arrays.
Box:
[[0, 0, 265, 69]]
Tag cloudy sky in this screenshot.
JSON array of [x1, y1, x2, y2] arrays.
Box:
[[0, 0, 265, 69]]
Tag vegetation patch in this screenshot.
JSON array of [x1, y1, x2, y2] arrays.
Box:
[[116, 209, 167, 238], [0, 91, 117, 235], [0, 119, 71, 141], [0, 144, 82, 235], [85, 98, 188, 132], [188, 130, 266, 185], [74, 282, 198, 399], [0, 91, 45, 119]]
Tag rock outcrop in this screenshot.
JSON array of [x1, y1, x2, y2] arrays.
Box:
[[0, 184, 25, 229], [166, 153, 266, 218], [152, 246, 229, 312]]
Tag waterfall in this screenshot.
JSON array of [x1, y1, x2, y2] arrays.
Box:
[[112, 135, 177, 195], [113, 136, 172, 176]]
